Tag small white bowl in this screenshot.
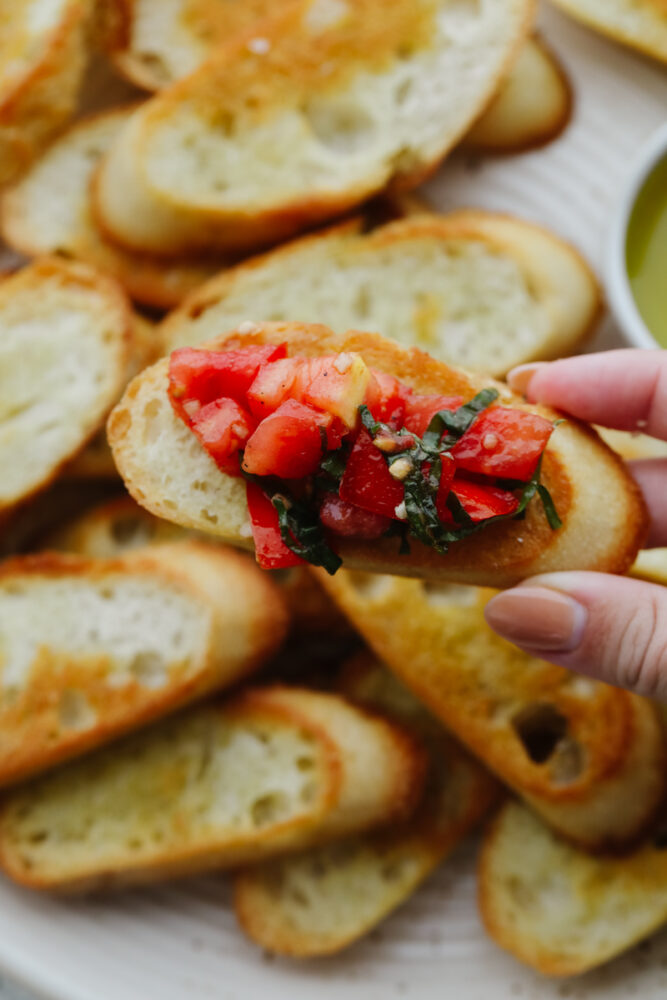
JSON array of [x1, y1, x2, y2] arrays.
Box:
[[606, 121, 667, 350]]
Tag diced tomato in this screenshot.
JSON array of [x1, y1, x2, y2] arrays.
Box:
[[246, 481, 304, 570], [190, 398, 255, 476], [168, 344, 286, 421], [438, 477, 519, 524], [319, 493, 391, 539], [365, 371, 412, 427], [450, 408, 553, 481], [242, 399, 341, 479], [403, 394, 464, 437], [246, 357, 303, 419], [339, 430, 405, 520], [247, 353, 371, 428]]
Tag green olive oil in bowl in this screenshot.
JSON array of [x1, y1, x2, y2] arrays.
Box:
[[626, 154, 667, 347]]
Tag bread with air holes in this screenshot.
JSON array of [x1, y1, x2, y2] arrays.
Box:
[[549, 0, 667, 64], [0, 542, 287, 787], [108, 321, 646, 588], [46, 494, 345, 634], [100, 0, 297, 91], [0, 0, 93, 185], [93, 0, 533, 255], [462, 36, 572, 154], [315, 571, 665, 849], [0, 257, 135, 517], [63, 312, 161, 481], [479, 800, 667, 976], [0, 685, 425, 892], [160, 210, 600, 379], [0, 108, 229, 311], [234, 655, 499, 957]]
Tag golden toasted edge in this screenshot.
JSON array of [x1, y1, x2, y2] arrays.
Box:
[[0, 544, 288, 787], [93, 0, 536, 256], [0, 687, 343, 891], [462, 34, 573, 154], [549, 0, 667, 65], [0, 258, 134, 518], [477, 800, 667, 976], [0, 0, 92, 183]]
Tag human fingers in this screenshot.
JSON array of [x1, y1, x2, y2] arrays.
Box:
[[484, 571, 667, 698], [508, 350, 667, 439]]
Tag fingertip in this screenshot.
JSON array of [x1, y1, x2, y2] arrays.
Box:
[[506, 363, 548, 398]]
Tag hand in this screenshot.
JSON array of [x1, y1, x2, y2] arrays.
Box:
[[484, 350, 667, 698]]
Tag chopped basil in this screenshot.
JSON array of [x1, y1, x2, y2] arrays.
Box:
[[422, 388, 499, 452], [272, 494, 342, 575], [319, 447, 348, 483], [357, 392, 561, 556]]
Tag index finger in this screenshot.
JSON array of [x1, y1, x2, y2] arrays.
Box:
[[508, 350, 667, 441]]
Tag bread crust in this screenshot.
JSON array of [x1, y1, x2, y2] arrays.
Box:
[[315, 573, 666, 848], [159, 209, 601, 376], [0, 543, 288, 787], [93, 0, 535, 255], [0, 0, 93, 185], [462, 35, 573, 155], [550, 0, 667, 65], [234, 658, 499, 957], [0, 685, 426, 891], [108, 321, 647, 587], [0, 257, 134, 518], [478, 800, 667, 976]]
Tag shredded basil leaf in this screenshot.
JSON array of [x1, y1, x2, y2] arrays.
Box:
[[272, 494, 342, 575], [319, 447, 348, 483], [422, 388, 499, 452], [537, 484, 563, 530]]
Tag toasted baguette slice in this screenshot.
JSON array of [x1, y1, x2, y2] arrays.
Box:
[[46, 495, 347, 634], [0, 685, 425, 891], [0, 543, 287, 787], [315, 570, 666, 848], [46, 494, 346, 633], [0, 108, 229, 310], [549, 0, 667, 64], [94, 0, 533, 255], [596, 426, 667, 460], [63, 312, 161, 481], [102, 0, 295, 91], [234, 656, 499, 956], [109, 321, 646, 587], [0, 257, 135, 517], [0, 0, 93, 185], [479, 801, 667, 976], [160, 211, 600, 378], [631, 549, 667, 587], [462, 36, 572, 153]]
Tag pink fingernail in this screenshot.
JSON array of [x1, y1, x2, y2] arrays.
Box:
[[484, 587, 587, 651], [507, 363, 547, 397]]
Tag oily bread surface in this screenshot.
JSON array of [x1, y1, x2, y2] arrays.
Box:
[[479, 800, 667, 976], [233, 656, 497, 957], [108, 322, 647, 587], [0, 543, 287, 786], [0, 0, 93, 185], [0, 685, 425, 891], [549, 0, 667, 64], [160, 211, 601, 378], [316, 573, 666, 848], [94, 0, 534, 254]]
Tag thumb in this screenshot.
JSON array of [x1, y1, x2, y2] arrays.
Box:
[[484, 572, 667, 698]]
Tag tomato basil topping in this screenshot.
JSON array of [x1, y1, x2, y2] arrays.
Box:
[[168, 345, 561, 573]]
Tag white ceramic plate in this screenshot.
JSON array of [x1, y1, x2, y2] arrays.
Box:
[[1, 4, 667, 999]]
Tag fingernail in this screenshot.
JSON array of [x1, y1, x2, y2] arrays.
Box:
[[484, 587, 587, 651], [507, 363, 547, 397]]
